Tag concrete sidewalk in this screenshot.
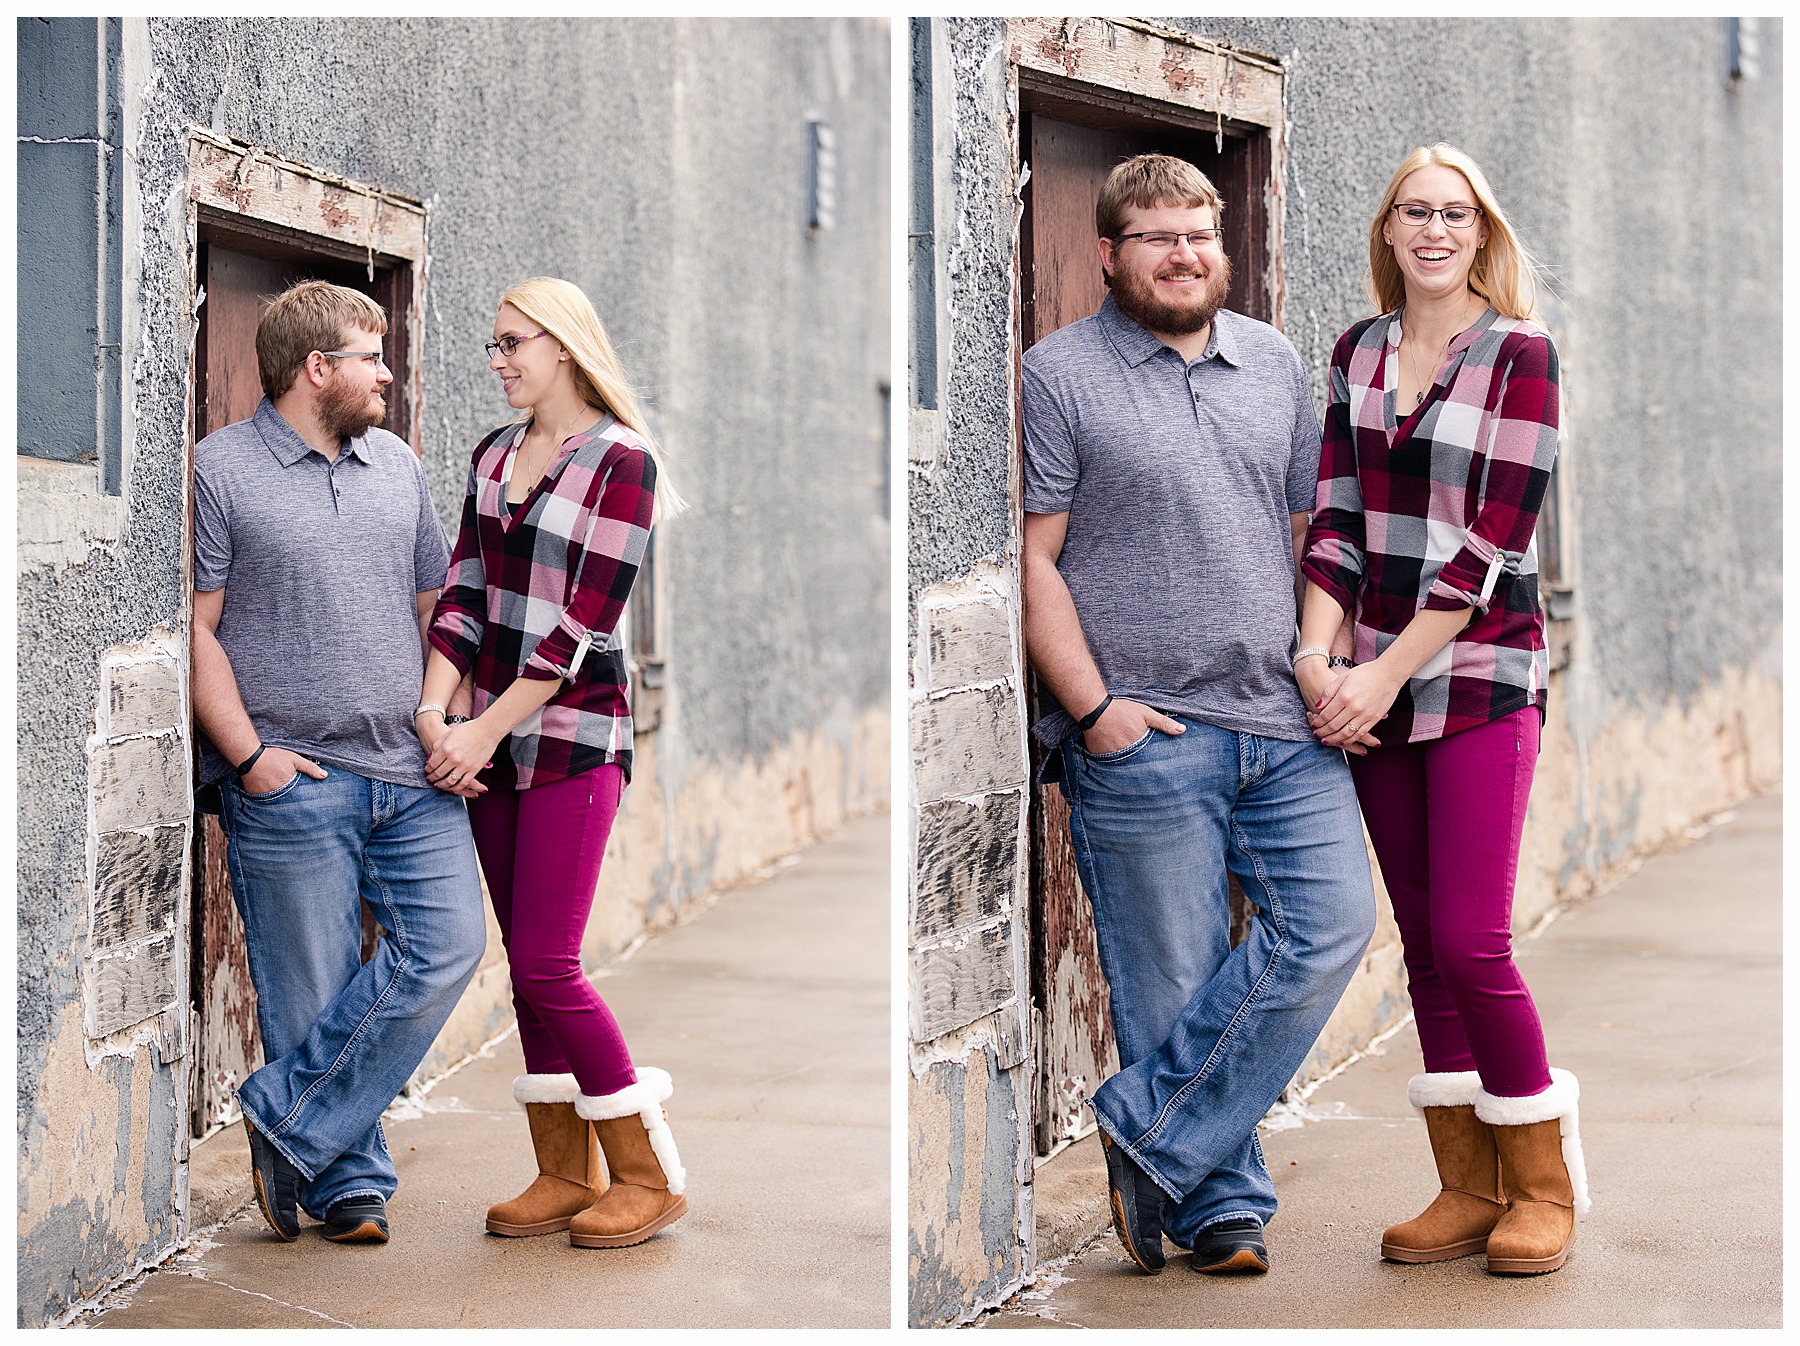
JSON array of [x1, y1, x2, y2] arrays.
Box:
[[980, 792, 1781, 1330], [80, 813, 890, 1331]]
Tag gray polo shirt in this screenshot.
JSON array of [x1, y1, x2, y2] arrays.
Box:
[[1022, 297, 1321, 747], [193, 398, 452, 787]]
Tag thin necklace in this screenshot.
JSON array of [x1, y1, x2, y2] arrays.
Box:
[[515, 407, 593, 495], [1402, 295, 1481, 409]]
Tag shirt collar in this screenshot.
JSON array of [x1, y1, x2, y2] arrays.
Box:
[[253, 396, 373, 466], [1098, 292, 1238, 368]]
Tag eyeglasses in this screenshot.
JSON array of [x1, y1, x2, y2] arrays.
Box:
[[484, 331, 549, 359], [1390, 204, 1483, 229], [319, 349, 387, 367], [1111, 229, 1224, 251]]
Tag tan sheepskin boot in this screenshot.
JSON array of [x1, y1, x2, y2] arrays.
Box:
[[569, 1067, 689, 1249], [1381, 1071, 1508, 1263], [1476, 1069, 1589, 1275], [485, 1073, 604, 1236]]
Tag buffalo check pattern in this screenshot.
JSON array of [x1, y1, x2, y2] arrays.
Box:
[[430, 414, 656, 788], [1302, 307, 1560, 743]]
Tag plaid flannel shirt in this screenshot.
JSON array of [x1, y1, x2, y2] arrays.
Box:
[[429, 414, 656, 788], [1302, 307, 1559, 743]]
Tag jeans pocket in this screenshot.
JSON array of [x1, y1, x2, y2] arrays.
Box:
[[1083, 728, 1157, 764], [236, 771, 303, 803]]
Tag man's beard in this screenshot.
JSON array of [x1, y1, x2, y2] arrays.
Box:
[[1111, 252, 1233, 336], [319, 375, 386, 441]]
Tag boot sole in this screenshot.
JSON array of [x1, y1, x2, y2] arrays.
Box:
[[1486, 1225, 1574, 1275], [1381, 1236, 1488, 1263], [486, 1214, 579, 1237], [569, 1194, 689, 1248]]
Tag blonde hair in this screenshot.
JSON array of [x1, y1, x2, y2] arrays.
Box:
[[499, 276, 686, 520], [257, 280, 387, 398], [1369, 144, 1541, 321]]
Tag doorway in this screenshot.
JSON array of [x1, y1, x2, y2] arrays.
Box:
[[187, 218, 419, 1138], [1018, 84, 1282, 1156]]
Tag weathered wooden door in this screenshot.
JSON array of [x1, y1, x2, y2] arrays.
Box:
[[187, 237, 413, 1136], [1019, 106, 1274, 1154]]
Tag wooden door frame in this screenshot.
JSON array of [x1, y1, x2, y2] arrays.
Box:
[[181, 130, 428, 1137], [1005, 18, 1288, 1157]]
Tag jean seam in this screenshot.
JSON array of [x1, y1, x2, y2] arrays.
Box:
[[265, 845, 413, 1141], [1133, 813, 1289, 1155]]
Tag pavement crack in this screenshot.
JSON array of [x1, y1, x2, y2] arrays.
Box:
[[202, 1279, 358, 1327]]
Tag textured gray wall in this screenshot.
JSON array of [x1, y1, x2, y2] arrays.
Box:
[[907, 17, 1014, 601], [18, 16, 887, 1324]]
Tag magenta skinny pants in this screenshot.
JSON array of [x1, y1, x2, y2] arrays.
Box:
[[468, 765, 637, 1097], [1349, 707, 1552, 1098]]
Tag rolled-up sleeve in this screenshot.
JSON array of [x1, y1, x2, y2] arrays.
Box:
[[1424, 332, 1560, 614], [1301, 336, 1367, 612], [520, 446, 657, 681], [427, 461, 487, 675]]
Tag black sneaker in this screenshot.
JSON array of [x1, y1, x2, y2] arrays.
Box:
[[1099, 1130, 1168, 1274], [322, 1196, 390, 1244], [244, 1117, 301, 1241], [1191, 1217, 1269, 1274]]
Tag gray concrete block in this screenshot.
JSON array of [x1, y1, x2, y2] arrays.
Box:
[[90, 734, 188, 833], [912, 684, 1026, 803], [105, 658, 182, 740], [913, 918, 1018, 1042], [89, 825, 185, 954], [85, 937, 178, 1038], [914, 790, 1023, 939], [926, 599, 1014, 692]]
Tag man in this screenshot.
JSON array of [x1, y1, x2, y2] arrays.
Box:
[[1021, 156, 1377, 1275], [192, 280, 486, 1244]]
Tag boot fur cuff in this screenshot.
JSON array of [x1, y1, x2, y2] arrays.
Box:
[[1408, 1071, 1484, 1110], [513, 1073, 582, 1105], [1474, 1068, 1589, 1215], [575, 1068, 686, 1195]]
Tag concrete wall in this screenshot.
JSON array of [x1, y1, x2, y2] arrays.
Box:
[[17, 17, 889, 1327], [906, 15, 1781, 1326]]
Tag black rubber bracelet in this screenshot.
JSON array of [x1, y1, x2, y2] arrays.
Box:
[[1075, 694, 1113, 733], [234, 744, 267, 778]]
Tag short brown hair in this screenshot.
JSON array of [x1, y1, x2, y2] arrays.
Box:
[[1095, 154, 1224, 240], [255, 280, 388, 399]]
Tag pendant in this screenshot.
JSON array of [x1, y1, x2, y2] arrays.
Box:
[[1414, 389, 1424, 409]]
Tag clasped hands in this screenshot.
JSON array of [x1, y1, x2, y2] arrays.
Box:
[[1296, 659, 1400, 756], [418, 714, 499, 797]]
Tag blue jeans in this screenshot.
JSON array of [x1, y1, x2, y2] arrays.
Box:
[[1062, 718, 1375, 1243], [219, 768, 486, 1217]]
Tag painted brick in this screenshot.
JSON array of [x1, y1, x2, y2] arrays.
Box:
[[914, 790, 1022, 939], [912, 918, 1017, 1041], [104, 657, 182, 740], [90, 825, 186, 954], [85, 937, 178, 1037], [925, 600, 1013, 692], [912, 684, 1025, 803], [90, 733, 188, 833]]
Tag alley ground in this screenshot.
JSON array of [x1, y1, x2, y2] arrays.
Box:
[[79, 813, 890, 1331], [980, 791, 1781, 1330]]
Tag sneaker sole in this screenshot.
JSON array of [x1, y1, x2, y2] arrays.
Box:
[[251, 1167, 298, 1243], [322, 1220, 390, 1244], [568, 1194, 689, 1248], [1193, 1247, 1269, 1274]]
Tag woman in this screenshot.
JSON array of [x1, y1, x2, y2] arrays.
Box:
[[418, 276, 689, 1249], [1297, 145, 1587, 1275]]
